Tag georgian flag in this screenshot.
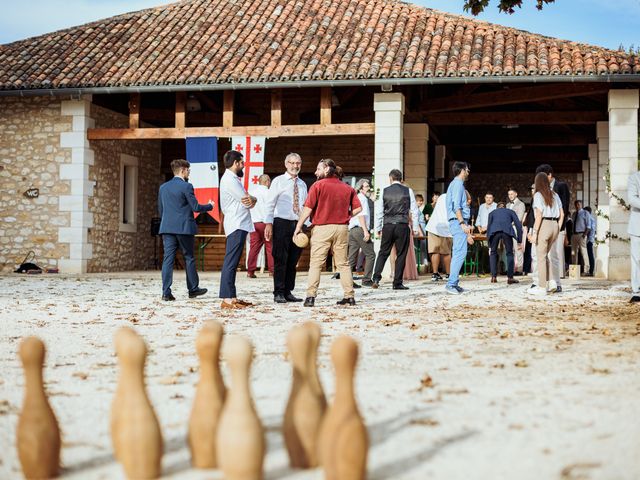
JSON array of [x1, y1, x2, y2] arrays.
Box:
[[231, 136, 265, 194], [186, 136, 220, 222]]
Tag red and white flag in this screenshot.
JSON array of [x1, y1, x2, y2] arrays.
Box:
[[231, 136, 265, 194]]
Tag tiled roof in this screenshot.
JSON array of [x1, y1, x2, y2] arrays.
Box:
[[0, 0, 637, 91]]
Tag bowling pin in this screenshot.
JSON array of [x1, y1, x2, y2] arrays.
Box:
[[216, 336, 265, 480], [319, 336, 368, 480], [188, 321, 226, 468], [111, 327, 163, 479], [16, 336, 61, 479], [283, 322, 326, 468]]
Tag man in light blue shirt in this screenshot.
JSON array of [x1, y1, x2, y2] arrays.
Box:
[[584, 206, 596, 277], [445, 161, 471, 294], [571, 200, 591, 275], [476, 192, 496, 233]]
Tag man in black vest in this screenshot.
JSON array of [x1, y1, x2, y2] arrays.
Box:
[[371, 169, 420, 289]]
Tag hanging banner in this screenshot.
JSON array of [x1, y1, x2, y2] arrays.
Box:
[[231, 136, 265, 194], [186, 136, 220, 221]]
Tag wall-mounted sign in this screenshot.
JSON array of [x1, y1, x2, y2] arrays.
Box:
[[23, 188, 39, 198]]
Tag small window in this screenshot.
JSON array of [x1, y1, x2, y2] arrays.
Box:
[[119, 154, 139, 233]]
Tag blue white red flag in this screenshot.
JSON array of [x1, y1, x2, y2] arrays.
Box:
[[186, 136, 220, 221]]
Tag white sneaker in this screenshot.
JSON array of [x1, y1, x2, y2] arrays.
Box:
[[527, 286, 548, 296], [547, 280, 558, 293]]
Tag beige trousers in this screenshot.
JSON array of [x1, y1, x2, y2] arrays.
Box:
[[536, 219, 559, 287], [571, 233, 590, 272], [306, 224, 354, 299]]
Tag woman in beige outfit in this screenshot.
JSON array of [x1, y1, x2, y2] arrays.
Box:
[[527, 172, 564, 296]]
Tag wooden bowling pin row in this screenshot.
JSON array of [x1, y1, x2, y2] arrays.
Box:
[[16, 322, 368, 480]]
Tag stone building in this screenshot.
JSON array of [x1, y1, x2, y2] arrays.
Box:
[[0, 0, 638, 279]]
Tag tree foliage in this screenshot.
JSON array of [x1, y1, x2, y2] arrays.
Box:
[[463, 0, 556, 15]]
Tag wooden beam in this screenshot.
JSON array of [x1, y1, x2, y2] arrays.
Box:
[[223, 91, 234, 128], [320, 87, 332, 125], [439, 132, 593, 147], [87, 123, 375, 140], [128, 93, 140, 129], [449, 146, 587, 163], [424, 84, 610, 113], [426, 111, 605, 126], [271, 89, 282, 127], [175, 92, 186, 129]]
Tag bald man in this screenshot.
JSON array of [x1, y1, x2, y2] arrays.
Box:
[[247, 174, 273, 277]]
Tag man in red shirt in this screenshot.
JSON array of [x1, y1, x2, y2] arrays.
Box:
[[294, 158, 365, 307]]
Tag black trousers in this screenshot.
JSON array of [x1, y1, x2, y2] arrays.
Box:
[[272, 218, 302, 296], [587, 241, 595, 275], [523, 238, 533, 274], [489, 232, 514, 278], [373, 223, 410, 287]]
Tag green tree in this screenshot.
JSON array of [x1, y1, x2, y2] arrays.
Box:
[[464, 0, 555, 15]]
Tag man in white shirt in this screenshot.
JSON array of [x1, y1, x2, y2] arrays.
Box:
[[476, 192, 496, 233], [246, 174, 272, 278], [219, 150, 256, 309], [264, 153, 308, 303], [348, 179, 375, 286], [507, 188, 526, 273], [425, 193, 452, 281]]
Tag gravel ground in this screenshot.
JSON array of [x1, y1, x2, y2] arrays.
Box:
[[0, 271, 639, 480]]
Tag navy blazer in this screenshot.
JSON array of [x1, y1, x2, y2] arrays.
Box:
[[486, 208, 523, 243], [158, 177, 213, 235]]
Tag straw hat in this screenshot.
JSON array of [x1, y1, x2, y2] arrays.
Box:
[[293, 232, 309, 248]]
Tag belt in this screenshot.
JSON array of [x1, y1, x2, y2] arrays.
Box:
[[574, 231, 585, 234], [542, 217, 559, 221]]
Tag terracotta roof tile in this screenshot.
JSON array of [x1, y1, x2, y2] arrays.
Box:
[[0, 0, 637, 91]]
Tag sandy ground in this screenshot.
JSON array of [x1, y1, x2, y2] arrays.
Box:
[[0, 270, 639, 480]]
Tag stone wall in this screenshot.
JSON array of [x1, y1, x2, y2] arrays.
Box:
[[88, 105, 162, 272], [0, 96, 72, 272]]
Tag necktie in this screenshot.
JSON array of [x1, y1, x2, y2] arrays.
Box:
[[292, 178, 300, 215]]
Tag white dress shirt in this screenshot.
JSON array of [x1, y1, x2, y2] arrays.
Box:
[[264, 172, 307, 223], [348, 192, 370, 230], [476, 202, 497, 229], [219, 169, 255, 236], [374, 182, 420, 233], [425, 194, 452, 238], [249, 184, 269, 223]]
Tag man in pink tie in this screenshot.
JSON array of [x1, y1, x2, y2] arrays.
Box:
[[264, 153, 308, 303]]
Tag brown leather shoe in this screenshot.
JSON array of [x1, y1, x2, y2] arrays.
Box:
[[490, 277, 497, 283], [507, 278, 520, 285], [234, 299, 254, 306], [221, 301, 244, 310]]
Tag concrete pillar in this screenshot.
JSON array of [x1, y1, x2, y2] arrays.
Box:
[[607, 90, 639, 280], [373, 93, 404, 281], [434, 145, 446, 194], [581, 160, 589, 204], [588, 143, 598, 208], [595, 121, 609, 278], [403, 123, 428, 198], [58, 96, 95, 273]]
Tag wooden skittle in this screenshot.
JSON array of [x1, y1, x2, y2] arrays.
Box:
[[16, 336, 61, 479], [188, 320, 226, 468]]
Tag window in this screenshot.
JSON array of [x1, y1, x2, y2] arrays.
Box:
[[119, 154, 139, 233]]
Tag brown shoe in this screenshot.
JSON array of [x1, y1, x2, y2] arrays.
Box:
[[507, 278, 519, 285], [490, 277, 497, 283], [234, 299, 254, 307], [221, 300, 243, 310], [247, 273, 257, 278]]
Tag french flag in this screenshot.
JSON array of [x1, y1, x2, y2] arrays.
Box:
[[186, 137, 220, 222]]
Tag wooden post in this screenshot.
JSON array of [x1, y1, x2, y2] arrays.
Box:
[[223, 91, 234, 128], [129, 93, 140, 129], [271, 90, 282, 127], [176, 92, 186, 129], [320, 87, 331, 125]]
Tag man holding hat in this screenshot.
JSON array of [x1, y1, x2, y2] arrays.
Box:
[[294, 159, 364, 307]]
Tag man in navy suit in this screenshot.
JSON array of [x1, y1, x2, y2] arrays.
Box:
[[158, 158, 214, 300], [487, 202, 523, 284]]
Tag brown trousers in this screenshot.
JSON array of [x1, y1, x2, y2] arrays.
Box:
[[536, 219, 559, 287], [306, 224, 354, 298]]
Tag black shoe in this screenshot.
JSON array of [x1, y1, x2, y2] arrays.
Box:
[[352, 283, 361, 289], [331, 273, 340, 279], [361, 280, 374, 287], [556, 286, 562, 293], [631, 295, 640, 303], [162, 293, 175, 301], [393, 285, 409, 290], [371, 281, 379, 289], [188, 288, 207, 298], [303, 297, 315, 307], [274, 293, 287, 304], [284, 293, 303, 302], [337, 297, 356, 306]]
